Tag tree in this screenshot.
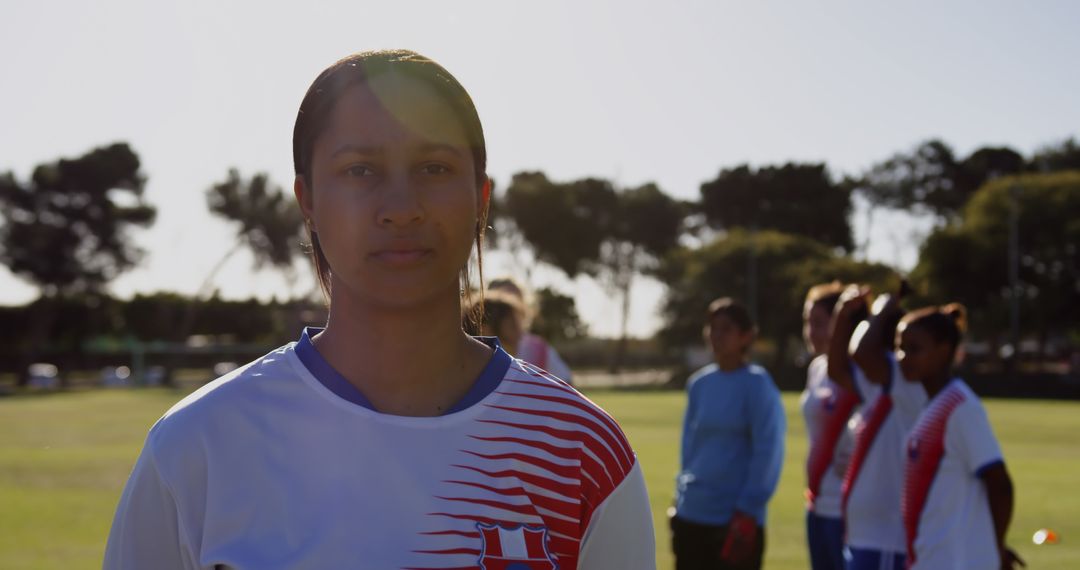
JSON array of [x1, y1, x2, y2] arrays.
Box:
[[0, 142, 155, 385], [658, 230, 897, 370], [531, 287, 587, 342], [503, 172, 612, 277], [173, 169, 306, 341], [1030, 137, 1080, 173], [202, 169, 306, 296], [856, 139, 1025, 222], [0, 142, 155, 296], [699, 163, 854, 251], [911, 171, 1080, 349], [503, 172, 684, 369]]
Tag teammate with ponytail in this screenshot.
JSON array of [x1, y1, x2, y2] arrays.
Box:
[[899, 305, 1022, 569]]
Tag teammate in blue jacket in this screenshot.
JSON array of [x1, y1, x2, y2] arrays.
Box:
[[671, 297, 786, 570]]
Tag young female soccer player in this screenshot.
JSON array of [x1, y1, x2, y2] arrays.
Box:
[[799, 282, 858, 570], [462, 290, 527, 356], [488, 277, 574, 384], [105, 50, 655, 569], [827, 285, 924, 570], [898, 305, 1022, 569], [671, 297, 785, 570]]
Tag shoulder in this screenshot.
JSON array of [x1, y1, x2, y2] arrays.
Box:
[[745, 364, 779, 392], [920, 381, 971, 432], [499, 359, 628, 437], [146, 344, 299, 453], [945, 381, 987, 425], [497, 359, 636, 469], [686, 363, 718, 390]]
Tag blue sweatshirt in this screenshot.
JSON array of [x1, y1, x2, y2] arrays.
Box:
[[674, 363, 786, 526]]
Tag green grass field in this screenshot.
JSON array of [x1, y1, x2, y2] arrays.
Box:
[[1, 388, 1077, 569]]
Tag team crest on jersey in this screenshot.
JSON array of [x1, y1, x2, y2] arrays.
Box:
[[824, 392, 837, 412], [476, 523, 558, 570]]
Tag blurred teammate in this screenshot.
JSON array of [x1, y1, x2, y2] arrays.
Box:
[[671, 297, 786, 570], [488, 277, 574, 384], [828, 284, 924, 570], [899, 305, 1023, 569], [800, 282, 857, 570], [462, 291, 527, 356]]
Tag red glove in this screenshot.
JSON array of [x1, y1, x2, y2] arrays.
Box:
[[719, 511, 758, 564]]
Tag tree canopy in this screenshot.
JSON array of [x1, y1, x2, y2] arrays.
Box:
[[700, 162, 854, 251], [206, 169, 305, 272], [855, 139, 1026, 221], [503, 171, 684, 367], [0, 143, 156, 297], [911, 171, 1080, 341], [658, 229, 897, 359]]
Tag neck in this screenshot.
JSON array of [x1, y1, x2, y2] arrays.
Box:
[[921, 371, 952, 398], [312, 281, 491, 417], [716, 353, 748, 372]]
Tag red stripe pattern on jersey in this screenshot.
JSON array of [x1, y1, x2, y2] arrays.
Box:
[[841, 393, 893, 515], [806, 387, 858, 508], [902, 384, 966, 567], [407, 360, 635, 570]]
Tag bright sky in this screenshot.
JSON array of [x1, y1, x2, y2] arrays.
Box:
[[2, 0, 1078, 337]]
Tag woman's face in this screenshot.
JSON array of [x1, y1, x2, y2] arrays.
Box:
[[897, 323, 952, 383], [707, 313, 754, 362], [803, 302, 832, 356], [297, 73, 484, 309]]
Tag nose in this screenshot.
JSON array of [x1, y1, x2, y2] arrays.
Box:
[[377, 173, 425, 227]]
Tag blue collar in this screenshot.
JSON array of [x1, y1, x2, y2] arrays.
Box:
[[294, 327, 511, 415]]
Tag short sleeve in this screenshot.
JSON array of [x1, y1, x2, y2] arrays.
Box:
[[104, 442, 197, 570], [946, 400, 1004, 477], [577, 460, 657, 569]]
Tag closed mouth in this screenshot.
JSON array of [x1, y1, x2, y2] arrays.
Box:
[[370, 248, 433, 264]]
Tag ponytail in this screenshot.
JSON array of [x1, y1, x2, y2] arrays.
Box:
[[902, 303, 969, 351]]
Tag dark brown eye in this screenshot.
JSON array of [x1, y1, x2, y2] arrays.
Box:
[[420, 163, 450, 175], [346, 165, 375, 177]]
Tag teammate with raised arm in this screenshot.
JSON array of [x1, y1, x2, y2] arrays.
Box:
[[830, 283, 925, 570]]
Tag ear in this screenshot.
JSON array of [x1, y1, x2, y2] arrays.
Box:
[[478, 177, 492, 217], [294, 176, 315, 229]]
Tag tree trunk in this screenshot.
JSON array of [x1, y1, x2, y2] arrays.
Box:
[[177, 241, 245, 341], [608, 246, 638, 374]]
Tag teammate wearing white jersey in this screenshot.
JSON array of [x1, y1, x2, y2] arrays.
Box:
[[828, 287, 925, 570], [489, 277, 574, 385], [105, 50, 654, 569], [799, 282, 856, 570], [897, 305, 1021, 570]]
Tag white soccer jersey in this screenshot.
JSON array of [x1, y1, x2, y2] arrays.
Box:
[[842, 354, 927, 552], [799, 355, 858, 518], [903, 380, 1002, 570], [104, 335, 655, 570]]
